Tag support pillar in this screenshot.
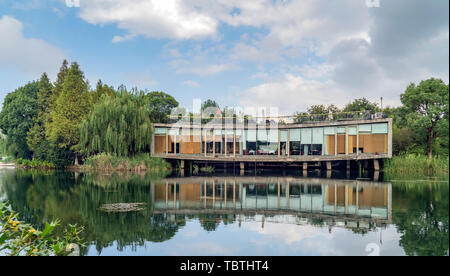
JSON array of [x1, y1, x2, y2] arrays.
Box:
[[165, 129, 169, 155], [213, 131, 216, 156], [345, 126, 349, 155], [374, 159, 380, 171], [278, 129, 281, 157], [356, 125, 360, 156], [334, 127, 338, 156], [326, 161, 332, 171], [180, 160, 185, 177], [240, 162, 245, 176], [233, 129, 236, 157], [303, 162, 308, 171]]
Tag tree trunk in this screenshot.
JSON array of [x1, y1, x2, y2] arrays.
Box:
[[74, 152, 79, 166]]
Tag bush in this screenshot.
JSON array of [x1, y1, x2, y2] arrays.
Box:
[[0, 202, 85, 256], [15, 159, 55, 169]]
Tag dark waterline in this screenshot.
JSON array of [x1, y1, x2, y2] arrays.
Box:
[[0, 168, 448, 256]]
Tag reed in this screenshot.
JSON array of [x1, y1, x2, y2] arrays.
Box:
[[384, 154, 449, 176], [83, 153, 171, 174]]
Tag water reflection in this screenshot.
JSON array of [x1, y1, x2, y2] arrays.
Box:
[[0, 170, 447, 256], [155, 177, 391, 234]]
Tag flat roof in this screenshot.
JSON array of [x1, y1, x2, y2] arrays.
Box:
[[153, 118, 392, 129]]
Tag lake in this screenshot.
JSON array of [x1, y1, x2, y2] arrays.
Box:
[[0, 169, 448, 256]]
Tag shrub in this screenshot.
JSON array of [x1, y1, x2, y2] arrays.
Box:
[[0, 202, 85, 256]]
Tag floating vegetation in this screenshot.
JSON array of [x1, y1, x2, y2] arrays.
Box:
[[98, 203, 147, 213]]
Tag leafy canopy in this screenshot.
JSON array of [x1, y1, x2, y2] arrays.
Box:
[[79, 91, 153, 157]]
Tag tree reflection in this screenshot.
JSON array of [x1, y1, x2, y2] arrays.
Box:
[[392, 181, 449, 256], [1, 170, 448, 256]]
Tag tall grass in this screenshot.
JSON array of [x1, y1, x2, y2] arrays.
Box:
[[83, 153, 171, 175], [384, 154, 449, 176]]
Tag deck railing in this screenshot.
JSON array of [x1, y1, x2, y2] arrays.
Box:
[[165, 111, 386, 125]]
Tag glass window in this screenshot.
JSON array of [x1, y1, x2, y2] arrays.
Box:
[[290, 129, 301, 155], [372, 123, 388, 134], [245, 129, 257, 155]]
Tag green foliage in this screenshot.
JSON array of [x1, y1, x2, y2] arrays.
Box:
[[0, 82, 39, 159], [92, 79, 116, 105], [199, 166, 215, 174], [201, 99, 219, 111], [143, 91, 179, 123], [400, 78, 449, 158], [384, 154, 449, 176], [79, 91, 153, 157], [343, 97, 380, 113], [83, 153, 171, 174], [26, 73, 54, 155], [391, 181, 449, 256], [0, 201, 84, 256], [46, 62, 93, 152], [49, 60, 69, 110], [15, 158, 55, 169]]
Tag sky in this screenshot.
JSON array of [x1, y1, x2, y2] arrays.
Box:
[[0, 0, 448, 115]]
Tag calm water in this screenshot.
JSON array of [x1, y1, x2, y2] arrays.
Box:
[[0, 169, 448, 256]]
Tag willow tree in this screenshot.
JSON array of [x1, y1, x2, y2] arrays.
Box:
[[79, 91, 153, 157]]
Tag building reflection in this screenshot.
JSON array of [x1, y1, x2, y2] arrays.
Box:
[[152, 177, 391, 232]]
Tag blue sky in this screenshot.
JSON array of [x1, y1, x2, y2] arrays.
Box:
[[0, 0, 448, 114]]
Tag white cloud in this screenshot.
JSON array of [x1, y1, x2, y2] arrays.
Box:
[[0, 15, 66, 79], [245, 220, 331, 245], [70, 0, 448, 110], [77, 0, 219, 41], [238, 74, 347, 114]]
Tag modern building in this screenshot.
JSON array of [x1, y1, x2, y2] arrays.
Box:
[[151, 116, 392, 171]]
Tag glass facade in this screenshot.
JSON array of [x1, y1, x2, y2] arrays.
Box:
[[154, 121, 389, 157]]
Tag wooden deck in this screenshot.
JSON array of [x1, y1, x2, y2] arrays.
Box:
[[155, 153, 390, 163]]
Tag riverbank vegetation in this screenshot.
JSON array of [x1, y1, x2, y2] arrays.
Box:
[[82, 153, 171, 174], [0, 201, 84, 256], [384, 155, 449, 176]]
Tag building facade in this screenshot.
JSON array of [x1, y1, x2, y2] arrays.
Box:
[[151, 118, 392, 164]]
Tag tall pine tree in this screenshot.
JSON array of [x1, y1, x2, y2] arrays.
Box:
[[46, 62, 93, 165], [26, 73, 54, 160]]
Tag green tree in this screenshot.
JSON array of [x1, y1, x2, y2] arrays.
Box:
[[400, 78, 449, 158], [49, 60, 69, 109], [0, 82, 39, 159], [79, 91, 153, 157], [26, 73, 54, 160], [343, 98, 380, 113], [143, 91, 179, 123], [201, 99, 219, 111], [92, 79, 115, 105], [46, 62, 93, 165]]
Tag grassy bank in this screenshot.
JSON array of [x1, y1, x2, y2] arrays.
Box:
[[82, 153, 171, 174], [384, 154, 449, 176]]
